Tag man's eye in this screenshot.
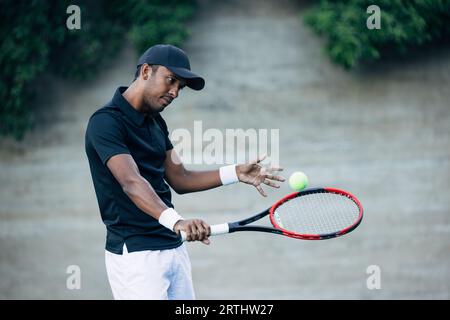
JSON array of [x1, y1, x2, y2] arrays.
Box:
[[167, 77, 175, 83]]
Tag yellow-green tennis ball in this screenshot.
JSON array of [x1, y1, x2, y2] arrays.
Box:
[[289, 172, 308, 191]]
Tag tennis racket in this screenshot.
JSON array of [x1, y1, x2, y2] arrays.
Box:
[[181, 187, 363, 241]]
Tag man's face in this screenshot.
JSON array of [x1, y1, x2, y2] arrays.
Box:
[[140, 65, 186, 114]]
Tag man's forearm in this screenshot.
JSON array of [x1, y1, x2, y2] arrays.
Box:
[[172, 169, 223, 194], [122, 177, 169, 219]]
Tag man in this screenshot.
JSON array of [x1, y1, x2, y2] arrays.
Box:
[[85, 44, 284, 300]]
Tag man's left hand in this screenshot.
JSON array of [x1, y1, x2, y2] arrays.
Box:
[[236, 155, 285, 197]]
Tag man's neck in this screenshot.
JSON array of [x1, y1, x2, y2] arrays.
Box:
[[122, 83, 144, 113]]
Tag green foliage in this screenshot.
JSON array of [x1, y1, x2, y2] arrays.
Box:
[[110, 0, 196, 52], [0, 1, 53, 139], [304, 0, 450, 69], [0, 0, 196, 140], [49, 0, 126, 80]]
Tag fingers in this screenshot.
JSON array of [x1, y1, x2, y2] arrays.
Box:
[[258, 164, 285, 182], [263, 178, 280, 188], [202, 220, 211, 237], [255, 184, 267, 197], [249, 154, 267, 165], [265, 174, 286, 182], [257, 154, 267, 163], [257, 172, 286, 189], [183, 219, 210, 245], [241, 157, 285, 195], [249, 172, 285, 189], [188, 220, 207, 240], [266, 166, 284, 173]]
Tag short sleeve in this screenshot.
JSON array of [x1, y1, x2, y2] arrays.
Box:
[[155, 115, 174, 151], [86, 112, 130, 165]]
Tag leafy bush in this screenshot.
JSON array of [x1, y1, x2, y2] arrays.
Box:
[[304, 0, 450, 69], [109, 0, 196, 53], [0, 1, 54, 139], [49, 0, 126, 80], [0, 0, 196, 140]]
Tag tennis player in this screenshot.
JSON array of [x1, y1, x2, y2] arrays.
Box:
[[85, 44, 284, 300]]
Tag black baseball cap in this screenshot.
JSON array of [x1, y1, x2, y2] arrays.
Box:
[[137, 44, 205, 90]]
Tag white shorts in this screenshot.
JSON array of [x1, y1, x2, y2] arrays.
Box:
[[105, 243, 195, 300]]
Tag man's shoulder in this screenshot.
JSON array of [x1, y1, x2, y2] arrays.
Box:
[[89, 103, 122, 121], [86, 103, 126, 138], [88, 103, 122, 124]]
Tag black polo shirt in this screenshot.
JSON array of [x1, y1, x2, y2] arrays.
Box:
[[85, 86, 181, 254]]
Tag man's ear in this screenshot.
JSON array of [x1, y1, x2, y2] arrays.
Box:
[[141, 63, 150, 80]]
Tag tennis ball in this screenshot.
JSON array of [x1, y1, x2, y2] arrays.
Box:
[[289, 171, 308, 191]]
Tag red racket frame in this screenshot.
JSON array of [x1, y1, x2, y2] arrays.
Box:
[[268, 188, 363, 240]]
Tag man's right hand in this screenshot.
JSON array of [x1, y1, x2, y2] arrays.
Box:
[[174, 219, 211, 245]]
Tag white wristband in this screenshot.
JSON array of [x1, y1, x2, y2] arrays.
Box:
[[158, 208, 184, 231], [219, 164, 239, 186]]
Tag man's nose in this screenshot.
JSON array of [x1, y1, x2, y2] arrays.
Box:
[[168, 86, 179, 99]]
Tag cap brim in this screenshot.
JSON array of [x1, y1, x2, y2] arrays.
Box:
[[167, 67, 205, 91]]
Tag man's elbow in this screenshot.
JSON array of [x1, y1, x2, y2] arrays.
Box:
[[167, 171, 190, 195], [172, 187, 189, 195], [169, 180, 189, 194]]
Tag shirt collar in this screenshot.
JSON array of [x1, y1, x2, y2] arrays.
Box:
[[112, 86, 147, 127]]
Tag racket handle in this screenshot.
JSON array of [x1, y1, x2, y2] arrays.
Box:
[[180, 223, 229, 242]]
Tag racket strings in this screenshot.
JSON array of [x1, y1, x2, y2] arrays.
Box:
[[273, 192, 360, 235]]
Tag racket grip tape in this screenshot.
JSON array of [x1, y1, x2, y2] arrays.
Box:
[[180, 223, 229, 242]]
